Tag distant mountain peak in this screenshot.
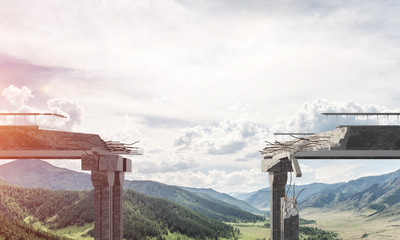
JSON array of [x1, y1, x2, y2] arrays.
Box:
[[4, 159, 57, 169], [0, 159, 92, 191]]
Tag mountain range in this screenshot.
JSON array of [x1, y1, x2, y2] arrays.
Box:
[[236, 169, 400, 211], [0, 179, 236, 240], [0, 160, 262, 223], [0, 160, 400, 219], [181, 186, 260, 214], [1, 159, 399, 239], [303, 174, 400, 217]]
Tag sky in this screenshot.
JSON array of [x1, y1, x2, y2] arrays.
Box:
[[1, 0, 400, 193]]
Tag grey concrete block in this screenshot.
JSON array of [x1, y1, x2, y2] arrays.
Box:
[[123, 158, 132, 172], [99, 155, 124, 171], [81, 154, 99, 171]]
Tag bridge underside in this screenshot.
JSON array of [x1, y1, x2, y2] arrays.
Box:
[[0, 126, 133, 240], [261, 125, 400, 240]]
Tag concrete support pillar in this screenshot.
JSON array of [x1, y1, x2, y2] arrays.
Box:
[[281, 197, 299, 240], [113, 171, 124, 240], [282, 215, 299, 240], [91, 170, 115, 240], [268, 170, 287, 240], [83, 153, 132, 240]]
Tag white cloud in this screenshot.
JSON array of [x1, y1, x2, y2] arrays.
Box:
[[235, 151, 262, 162], [1, 85, 33, 105], [302, 162, 364, 184], [0, 85, 83, 131], [47, 98, 83, 131], [1, 1, 400, 192], [1, 0, 400, 124], [95, 114, 144, 143], [133, 151, 201, 174], [270, 99, 397, 137], [174, 114, 268, 155]]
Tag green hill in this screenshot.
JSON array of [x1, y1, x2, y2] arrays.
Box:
[[181, 186, 261, 214], [0, 160, 262, 222], [0, 185, 93, 229], [123, 189, 235, 240], [0, 184, 236, 239], [125, 180, 264, 223]]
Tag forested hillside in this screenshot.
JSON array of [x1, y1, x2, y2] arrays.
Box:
[[124, 189, 235, 240], [181, 186, 261, 214], [0, 185, 93, 229], [0, 213, 70, 240], [0, 160, 264, 223], [125, 180, 264, 222], [0, 184, 236, 239]]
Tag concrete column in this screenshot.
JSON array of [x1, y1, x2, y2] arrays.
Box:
[[91, 170, 115, 240], [113, 172, 124, 240], [281, 197, 299, 240], [268, 171, 287, 240]]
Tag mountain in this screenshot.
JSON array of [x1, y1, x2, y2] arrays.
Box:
[[239, 169, 400, 210], [241, 182, 344, 210], [243, 188, 269, 210], [124, 180, 263, 222], [0, 184, 236, 240], [305, 176, 400, 216], [0, 160, 263, 222], [300, 169, 400, 209], [348, 177, 400, 215], [230, 190, 259, 201], [181, 186, 261, 214], [0, 160, 92, 190]]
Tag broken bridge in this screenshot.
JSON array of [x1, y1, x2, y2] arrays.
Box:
[[261, 113, 400, 240], [0, 113, 139, 240]]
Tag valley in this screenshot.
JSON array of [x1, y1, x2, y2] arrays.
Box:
[[302, 208, 400, 239], [1, 160, 400, 239]]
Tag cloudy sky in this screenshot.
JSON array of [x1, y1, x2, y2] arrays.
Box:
[[1, 0, 400, 193]]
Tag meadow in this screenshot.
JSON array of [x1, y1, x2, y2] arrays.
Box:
[[302, 208, 400, 239]]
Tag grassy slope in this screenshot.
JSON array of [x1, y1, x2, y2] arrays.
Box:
[[302, 207, 400, 239], [231, 222, 270, 240], [54, 224, 94, 240]]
